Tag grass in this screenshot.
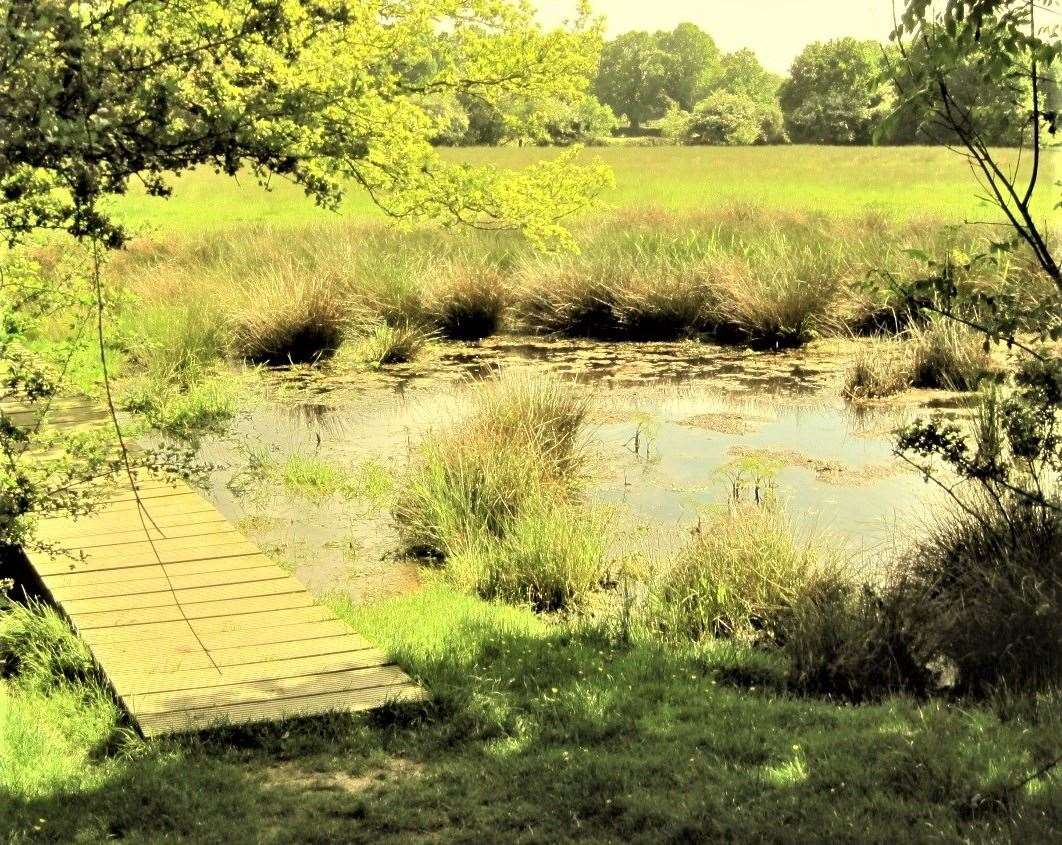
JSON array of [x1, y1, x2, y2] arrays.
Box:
[[339, 321, 435, 368], [106, 146, 1060, 232], [394, 373, 596, 607], [843, 338, 916, 400], [2, 583, 1060, 843], [910, 317, 995, 391], [648, 501, 844, 643]]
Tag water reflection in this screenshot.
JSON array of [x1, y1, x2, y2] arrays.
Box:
[[194, 336, 952, 598]]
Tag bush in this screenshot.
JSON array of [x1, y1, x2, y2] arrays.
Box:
[[778, 578, 935, 701], [684, 91, 785, 146], [394, 372, 591, 559], [648, 502, 843, 642], [900, 494, 1062, 695]]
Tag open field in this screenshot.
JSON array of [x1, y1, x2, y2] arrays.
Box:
[[107, 146, 1062, 235]]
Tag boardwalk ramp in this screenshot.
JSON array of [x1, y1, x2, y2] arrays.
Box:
[[9, 401, 424, 736]]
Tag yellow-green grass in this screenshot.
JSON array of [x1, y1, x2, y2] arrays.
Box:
[[2, 584, 1060, 843], [106, 146, 1062, 235]]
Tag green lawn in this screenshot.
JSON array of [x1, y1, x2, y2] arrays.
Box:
[[1, 583, 1059, 844], [106, 146, 1061, 237]]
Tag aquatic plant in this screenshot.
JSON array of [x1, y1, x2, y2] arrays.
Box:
[[842, 338, 915, 400], [908, 317, 994, 391], [445, 496, 608, 610], [341, 321, 434, 367]]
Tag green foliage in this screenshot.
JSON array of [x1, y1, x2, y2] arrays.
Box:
[[0, 597, 99, 694], [900, 493, 1062, 695], [908, 317, 994, 390], [593, 30, 669, 128], [341, 321, 435, 368], [698, 48, 783, 108], [0, 0, 611, 250], [780, 38, 896, 144], [683, 91, 785, 146], [656, 23, 721, 111], [446, 497, 608, 610], [394, 372, 590, 565], [648, 501, 844, 643]]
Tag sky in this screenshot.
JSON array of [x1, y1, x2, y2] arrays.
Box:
[[534, 1, 899, 74]]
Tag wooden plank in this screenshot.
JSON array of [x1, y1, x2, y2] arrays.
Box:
[[17, 393, 424, 736], [136, 684, 426, 736], [40, 554, 274, 590], [75, 591, 315, 630], [60, 575, 304, 615], [111, 648, 392, 696], [51, 566, 286, 602], [126, 665, 412, 716], [38, 516, 230, 547]]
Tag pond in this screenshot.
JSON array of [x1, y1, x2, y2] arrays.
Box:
[[192, 337, 964, 600]]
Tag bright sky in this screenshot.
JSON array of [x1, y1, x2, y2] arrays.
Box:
[[535, 1, 899, 74]]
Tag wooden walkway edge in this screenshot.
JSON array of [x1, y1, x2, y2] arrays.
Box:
[[10, 402, 425, 737]]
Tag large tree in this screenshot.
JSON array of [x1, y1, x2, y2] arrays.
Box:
[[779, 38, 894, 144], [699, 48, 782, 108], [593, 30, 669, 129], [0, 0, 610, 251], [0, 0, 612, 547], [657, 22, 720, 111]]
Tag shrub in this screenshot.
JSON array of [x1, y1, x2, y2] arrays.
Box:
[[684, 91, 785, 146], [909, 318, 993, 391], [119, 373, 237, 441], [394, 372, 591, 560], [648, 502, 843, 642], [446, 497, 608, 610], [778, 578, 936, 701], [899, 494, 1062, 695]]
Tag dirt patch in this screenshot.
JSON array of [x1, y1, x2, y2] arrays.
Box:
[[264, 757, 425, 796], [728, 445, 899, 486]]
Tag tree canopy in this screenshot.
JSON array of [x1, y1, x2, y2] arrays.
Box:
[[0, 0, 612, 250], [779, 38, 895, 144]]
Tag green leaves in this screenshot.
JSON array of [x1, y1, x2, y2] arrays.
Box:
[[0, 0, 610, 249]]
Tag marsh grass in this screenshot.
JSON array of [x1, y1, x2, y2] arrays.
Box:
[[394, 373, 595, 608], [446, 497, 609, 610], [340, 320, 435, 368], [107, 206, 1018, 363], [843, 338, 915, 400], [648, 500, 845, 643], [0, 597, 99, 692], [909, 318, 995, 391]]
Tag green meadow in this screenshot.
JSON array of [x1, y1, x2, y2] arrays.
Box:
[[107, 145, 1061, 235]]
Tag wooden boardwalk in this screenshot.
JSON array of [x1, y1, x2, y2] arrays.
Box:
[[11, 401, 424, 737]]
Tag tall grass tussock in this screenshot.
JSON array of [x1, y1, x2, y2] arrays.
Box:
[[647, 500, 845, 643], [394, 372, 603, 608]]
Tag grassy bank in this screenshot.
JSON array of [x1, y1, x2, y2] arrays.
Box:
[[2, 584, 1059, 844]]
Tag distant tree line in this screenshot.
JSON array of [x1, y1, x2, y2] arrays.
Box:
[[428, 21, 1036, 146]]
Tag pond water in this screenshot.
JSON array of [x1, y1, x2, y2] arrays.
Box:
[[192, 337, 963, 601]]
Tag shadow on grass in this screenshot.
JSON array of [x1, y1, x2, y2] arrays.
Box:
[[2, 589, 1059, 844]]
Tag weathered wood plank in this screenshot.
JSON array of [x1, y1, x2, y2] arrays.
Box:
[[135, 683, 426, 736]]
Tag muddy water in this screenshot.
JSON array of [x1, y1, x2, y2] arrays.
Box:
[[193, 337, 957, 601]]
